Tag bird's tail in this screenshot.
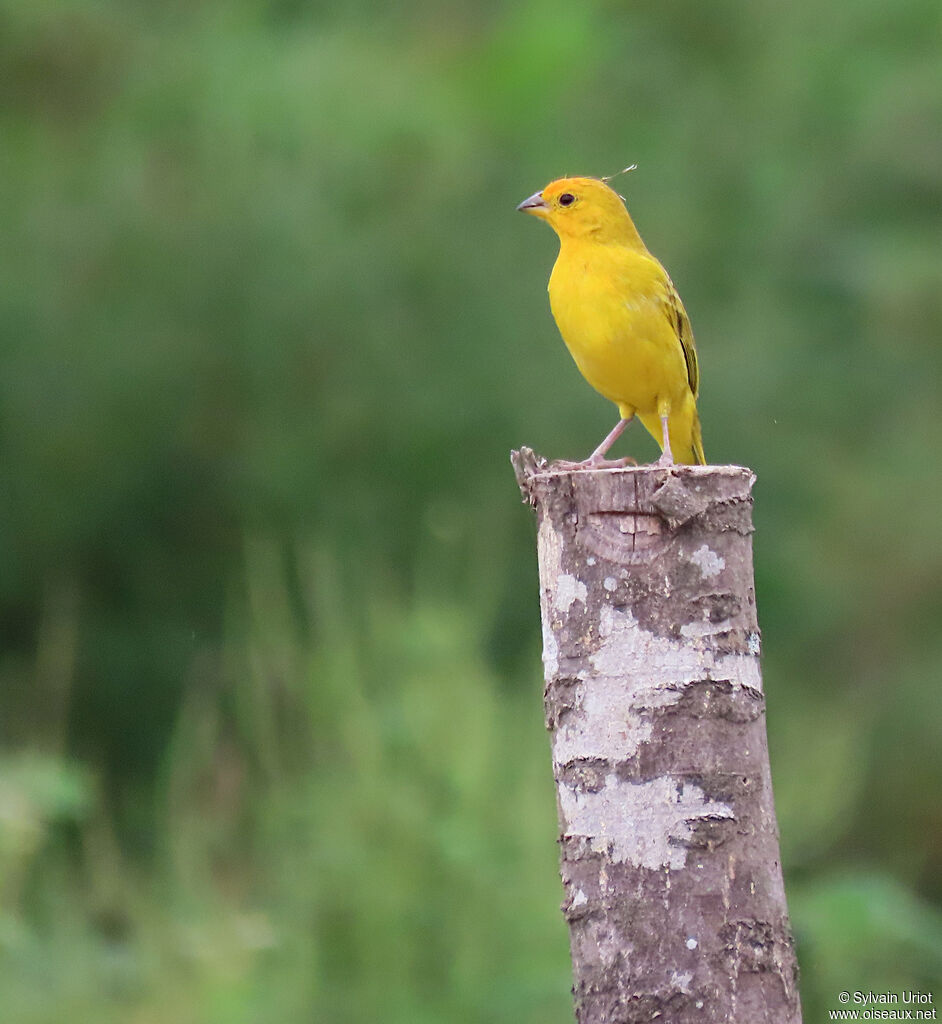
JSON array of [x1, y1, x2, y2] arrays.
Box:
[[690, 409, 706, 465]]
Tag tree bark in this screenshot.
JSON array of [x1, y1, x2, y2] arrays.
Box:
[[511, 448, 801, 1024]]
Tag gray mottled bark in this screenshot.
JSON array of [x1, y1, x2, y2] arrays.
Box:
[[511, 448, 801, 1024]]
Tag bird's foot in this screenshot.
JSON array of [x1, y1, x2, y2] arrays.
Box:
[[656, 451, 675, 467], [551, 454, 638, 471]]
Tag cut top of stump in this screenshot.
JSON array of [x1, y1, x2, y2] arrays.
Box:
[[510, 447, 756, 537]]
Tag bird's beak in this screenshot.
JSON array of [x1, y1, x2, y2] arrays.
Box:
[[516, 191, 549, 214]]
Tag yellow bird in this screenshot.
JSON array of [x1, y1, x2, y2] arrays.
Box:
[[518, 175, 705, 466]]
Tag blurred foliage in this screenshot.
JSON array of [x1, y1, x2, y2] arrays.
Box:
[[1, 0, 940, 1019]]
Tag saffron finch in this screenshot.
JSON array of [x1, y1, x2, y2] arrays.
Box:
[[518, 175, 705, 466]]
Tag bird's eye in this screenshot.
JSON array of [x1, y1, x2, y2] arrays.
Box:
[[558, 193, 575, 207]]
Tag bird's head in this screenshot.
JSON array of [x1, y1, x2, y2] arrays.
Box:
[[516, 176, 642, 246]]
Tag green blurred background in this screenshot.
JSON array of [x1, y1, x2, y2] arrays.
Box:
[[1, 0, 941, 1019]]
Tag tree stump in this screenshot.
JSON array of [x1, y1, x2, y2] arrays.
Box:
[[511, 448, 801, 1024]]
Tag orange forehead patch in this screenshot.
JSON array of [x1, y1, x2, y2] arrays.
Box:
[[542, 176, 598, 199]]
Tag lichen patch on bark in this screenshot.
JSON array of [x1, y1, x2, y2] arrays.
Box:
[[689, 543, 726, 578], [558, 774, 735, 870], [592, 604, 763, 694], [556, 572, 589, 612]]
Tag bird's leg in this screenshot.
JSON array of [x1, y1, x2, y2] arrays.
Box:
[[589, 417, 632, 461], [553, 417, 636, 470], [657, 413, 674, 466]]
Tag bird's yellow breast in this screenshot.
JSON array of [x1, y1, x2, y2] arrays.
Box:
[[548, 241, 688, 417]]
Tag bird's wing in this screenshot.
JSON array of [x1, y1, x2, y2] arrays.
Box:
[[661, 275, 699, 398]]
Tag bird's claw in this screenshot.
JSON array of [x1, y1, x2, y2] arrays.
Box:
[[550, 455, 638, 471]]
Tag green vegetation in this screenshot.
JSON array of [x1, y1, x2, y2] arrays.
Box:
[[1, 0, 940, 1019]]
